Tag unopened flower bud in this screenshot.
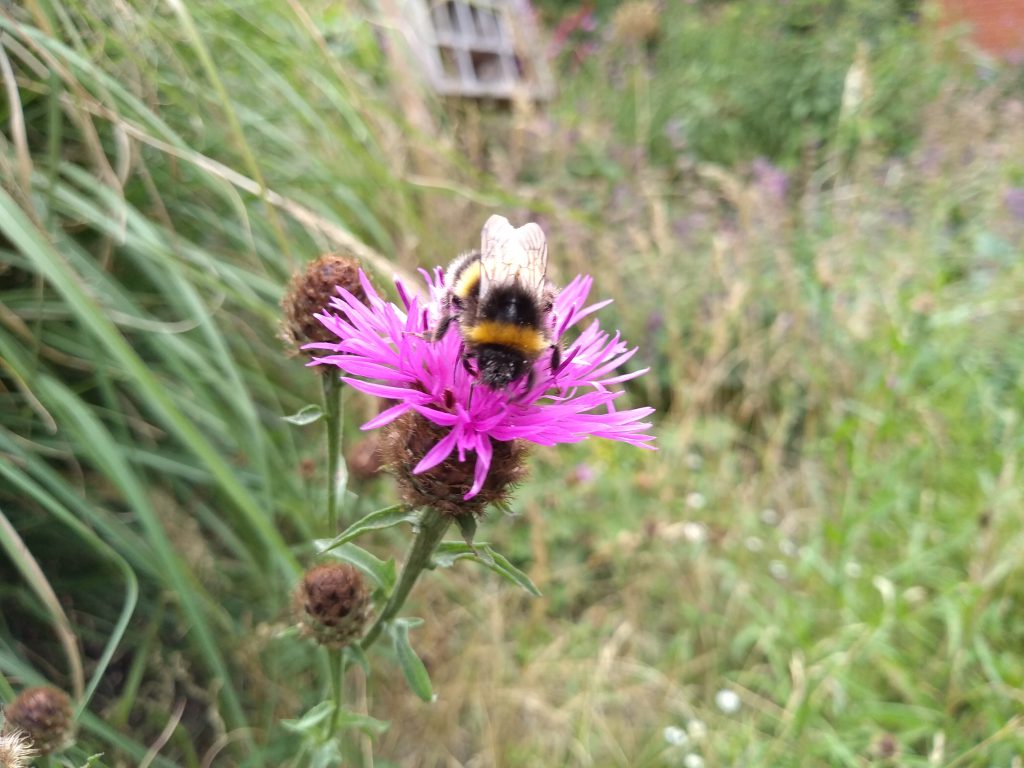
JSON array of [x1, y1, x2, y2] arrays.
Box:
[[281, 253, 371, 354], [4, 686, 74, 755], [380, 412, 529, 517], [294, 563, 371, 648]]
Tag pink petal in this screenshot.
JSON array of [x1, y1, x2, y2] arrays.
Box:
[[464, 435, 493, 499], [413, 427, 461, 474], [362, 403, 413, 429]]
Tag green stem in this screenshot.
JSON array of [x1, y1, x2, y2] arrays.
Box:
[[361, 508, 450, 650], [327, 648, 345, 739], [323, 374, 343, 534]]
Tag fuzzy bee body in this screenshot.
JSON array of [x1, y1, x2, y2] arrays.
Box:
[[433, 216, 560, 390]]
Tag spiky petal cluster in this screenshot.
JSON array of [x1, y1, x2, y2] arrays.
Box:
[[308, 269, 655, 500]]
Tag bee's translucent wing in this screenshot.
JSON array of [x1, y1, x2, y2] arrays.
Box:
[[480, 215, 548, 297]]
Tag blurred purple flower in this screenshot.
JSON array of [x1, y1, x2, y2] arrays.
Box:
[[573, 463, 596, 484], [308, 270, 655, 499], [1005, 188, 1024, 221], [752, 157, 790, 205]]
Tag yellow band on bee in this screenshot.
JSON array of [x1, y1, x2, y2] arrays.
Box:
[[453, 261, 481, 300], [467, 321, 548, 354]]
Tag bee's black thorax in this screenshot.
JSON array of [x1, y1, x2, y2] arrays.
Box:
[[479, 285, 541, 328]]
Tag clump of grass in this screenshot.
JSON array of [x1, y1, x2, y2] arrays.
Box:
[[0, 0, 468, 763]]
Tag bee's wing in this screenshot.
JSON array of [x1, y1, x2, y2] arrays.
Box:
[[480, 215, 548, 297]]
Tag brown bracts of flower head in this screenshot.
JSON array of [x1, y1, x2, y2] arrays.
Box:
[[293, 563, 372, 649], [281, 253, 373, 354], [3, 686, 74, 756], [380, 412, 529, 518]]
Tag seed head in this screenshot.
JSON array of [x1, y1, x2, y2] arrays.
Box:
[[294, 563, 371, 649], [281, 253, 370, 354], [0, 729, 37, 768], [381, 412, 529, 517], [611, 1, 660, 45], [4, 686, 74, 756]]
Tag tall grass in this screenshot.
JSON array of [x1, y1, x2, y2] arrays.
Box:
[[0, 0, 455, 762], [3, 0, 1024, 765]]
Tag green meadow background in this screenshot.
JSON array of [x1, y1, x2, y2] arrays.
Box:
[[2, 0, 1024, 765]]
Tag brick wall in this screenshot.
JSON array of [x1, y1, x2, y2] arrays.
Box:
[[937, 0, 1024, 59]]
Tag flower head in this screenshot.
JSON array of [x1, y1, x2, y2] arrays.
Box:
[[294, 563, 372, 648], [3, 686, 74, 756], [307, 263, 655, 504], [281, 252, 372, 354]]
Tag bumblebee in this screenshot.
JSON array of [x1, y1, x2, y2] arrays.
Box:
[[433, 215, 560, 390]]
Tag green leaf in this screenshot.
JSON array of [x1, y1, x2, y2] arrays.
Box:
[[343, 644, 371, 677], [282, 404, 324, 426], [334, 709, 390, 736], [455, 514, 477, 547], [281, 701, 335, 735], [390, 618, 433, 702], [433, 542, 541, 597], [315, 540, 397, 591], [310, 741, 344, 768], [318, 505, 419, 553]]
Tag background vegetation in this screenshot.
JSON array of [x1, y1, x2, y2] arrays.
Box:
[[2, 0, 1024, 765]]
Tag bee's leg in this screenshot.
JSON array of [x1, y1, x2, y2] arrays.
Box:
[[549, 344, 562, 374], [432, 313, 452, 342], [461, 354, 476, 376], [523, 367, 536, 396]]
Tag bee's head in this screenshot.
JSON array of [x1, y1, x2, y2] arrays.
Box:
[[477, 346, 529, 389]]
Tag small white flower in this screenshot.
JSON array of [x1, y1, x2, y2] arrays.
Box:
[[903, 586, 927, 605], [687, 718, 707, 740], [681, 522, 707, 544], [873, 575, 895, 604], [769, 560, 788, 580], [759, 508, 779, 525], [744, 536, 764, 552], [779, 538, 798, 557], [686, 492, 706, 510], [844, 561, 863, 578], [715, 688, 741, 714], [663, 725, 689, 747], [683, 753, 705, 768]]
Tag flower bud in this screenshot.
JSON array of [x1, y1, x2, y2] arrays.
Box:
[[380, 412, 529, 517], [294, 563, 371, 648], [4, 686, 74, 755], [281, 253, 371, 354]]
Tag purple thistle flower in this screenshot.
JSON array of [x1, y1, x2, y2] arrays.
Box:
[[306, 269, 656, 501]]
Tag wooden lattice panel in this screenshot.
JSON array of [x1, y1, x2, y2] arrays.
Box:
[[402, 0, 553, 100]]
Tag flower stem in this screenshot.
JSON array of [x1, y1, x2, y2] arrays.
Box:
[[322, 374, 343, 534], [360, 507, 450, 650], [326, 647, 346, 739]]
